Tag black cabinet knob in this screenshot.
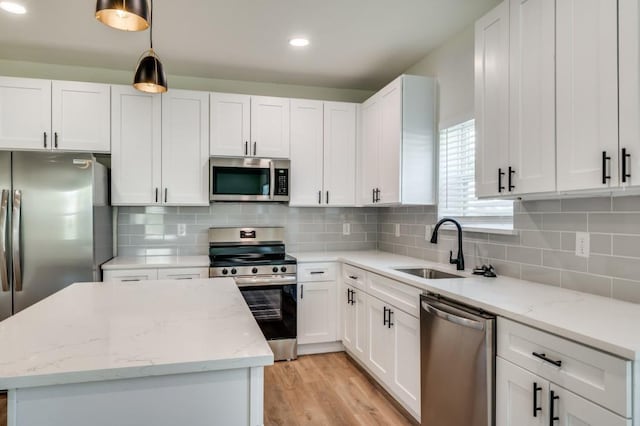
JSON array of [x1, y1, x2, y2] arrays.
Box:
[[272, 267, 279, 273], [280, 266, 287, 273], [222, 269, 228, 275], [231, 268, 237, 275], [252, 267, 258, 274]]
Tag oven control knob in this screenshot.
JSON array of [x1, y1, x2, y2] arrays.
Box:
[[272, 267, 279, 273], [252, 267, 258, 274], [280, 266, 287, 273], [222, 269, 228, 275], [231, 268, 237, 275]]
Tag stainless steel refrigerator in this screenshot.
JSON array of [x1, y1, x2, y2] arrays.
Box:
[[0, 152, 113, 321]]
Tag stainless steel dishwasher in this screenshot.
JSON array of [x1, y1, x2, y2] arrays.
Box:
[[420, 293, 496, 426]]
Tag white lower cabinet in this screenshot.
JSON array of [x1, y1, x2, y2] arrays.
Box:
[[103, 267, 208, 282], [497, 357, 630, 426], [365, 295, 394, 383], [391, 308, 420, 415], [297, 281, 337, 345], [342, 284, 368, 359]]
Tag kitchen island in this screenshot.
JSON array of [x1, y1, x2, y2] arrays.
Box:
[[0, 278, 273, 426]]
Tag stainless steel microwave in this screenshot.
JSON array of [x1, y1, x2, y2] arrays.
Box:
[[210, 157, 290, 202]]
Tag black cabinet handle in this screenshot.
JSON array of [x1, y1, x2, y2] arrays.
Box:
[[301, 284, 304, 299], [533, 382, 542, 417], [532, 352, 562, 367], [253, 142, 257, 156], [508, 166, 516, 191], [348, 275, 358, 280], [326, 190, 329, 204], [498, 168, 505, 192], [245, 141, 248, 155], [155, 188, 159, 203], [318, 190, 322, 204], [622, 148, 631, 183], [372, 188, 376, 203], [54, 132, 59, 148], [164, 188, 168, 203], [350, 289, 355, 305], [387, 309, 394, 328], [549, 390, 559, 425], [602, 151, 611, 184], [375, 188, 381, 202], [43, 132, 47, 148], [383, 306, 388, 326], [309, 271, 325, 275]]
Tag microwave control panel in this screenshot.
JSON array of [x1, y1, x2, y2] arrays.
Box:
[[275, 169, 289, 196]]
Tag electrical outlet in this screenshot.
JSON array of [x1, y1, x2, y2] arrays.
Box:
[[177, 223, 186, 237], [343, 223, 351, 236], [575, 232, 590, 258], [395, 224, 401, 237]]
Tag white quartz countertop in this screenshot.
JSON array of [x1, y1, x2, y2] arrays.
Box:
[[101, 255, 210, 270], [0, 278, 273, 389], [292, 250, 640, 361]]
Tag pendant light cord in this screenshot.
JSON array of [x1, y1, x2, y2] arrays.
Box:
[[149, 0, 153, 49]]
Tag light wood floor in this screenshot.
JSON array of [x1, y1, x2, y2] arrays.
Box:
[[264, 352, 417, 426]]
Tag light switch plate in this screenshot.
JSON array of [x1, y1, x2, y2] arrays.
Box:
[[177, 223, 186, 237], [575, 232, 590, 258], [343, 223, 351, 236]]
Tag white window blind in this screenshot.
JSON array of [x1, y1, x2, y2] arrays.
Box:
[[438, 119, 513, 222]]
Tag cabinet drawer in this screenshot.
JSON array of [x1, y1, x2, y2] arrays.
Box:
[[297, 262, 337, 282], [103, 269, 158, 282], [497, 317, 632, 417], [343, 264, 366, 291], [366, 272, 421, 318], [157, 268, 208, 280]]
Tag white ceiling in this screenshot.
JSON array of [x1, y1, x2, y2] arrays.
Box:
[[0, 0, 500, 90]]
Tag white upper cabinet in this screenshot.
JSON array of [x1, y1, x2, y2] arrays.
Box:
[[161, 89, 210, 206], [210, 94, 290, 159], [556, 0, 618, 191], [290, 100, 357, 206], [51, 81, 110, 152], [324, 102, 357, 206], [619, 0, 640, 188], [508, 0, 556, 195], [250, 96, 290, 158], [111, 85, 162, 205], [290, 99, 324, 206], [475, 1, 510, 198], [210, 93, 250, 157], [359, 75, 436, 206], [0, 77, 51, 151]]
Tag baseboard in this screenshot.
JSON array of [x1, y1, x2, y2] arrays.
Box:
[[298, 341, 345, 355]]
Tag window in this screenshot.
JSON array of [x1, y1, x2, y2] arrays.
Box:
[[438, 119, 513, 227]]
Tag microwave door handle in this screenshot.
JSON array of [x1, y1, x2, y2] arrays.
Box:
[[269, 160, 275, 200]]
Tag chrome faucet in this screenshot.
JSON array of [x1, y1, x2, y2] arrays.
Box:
[[430, 218, 465, 271]]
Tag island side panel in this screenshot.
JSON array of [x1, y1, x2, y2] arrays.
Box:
[[10, 368, 263, 426]]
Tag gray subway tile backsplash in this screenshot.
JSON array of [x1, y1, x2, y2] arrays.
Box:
[[118, 195, 640, 304]]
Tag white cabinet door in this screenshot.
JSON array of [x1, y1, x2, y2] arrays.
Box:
[[289, 99, 324, 206], [250, 96, 290, 158], [157, 268, 209, 280], [556, 0, 618, 191], [508, 0, 556, 195], [324, 102, 357, 206], [551, 385, 630, 426], [352, 287, 368, 360], [391, 308, 420, 417], [161, 89, 210, 206], [51, 81, 110, 152], [0, 77, 51, 151], [111, 85, 162, 205], [298, 281, 338, 345], [210, 92, 250, 157], [475, 1, 510, 198], [497, 357, 548, 426], [366, 295, 394, 384], [378, 78, 402, 205], [360, 96, 381, 205], [103, 269, 159, 282], [619, 0, 640, 188]]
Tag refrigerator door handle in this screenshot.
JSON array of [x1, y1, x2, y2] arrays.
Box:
[[0, 190, 9, 292], [12, 190, 22, 292]]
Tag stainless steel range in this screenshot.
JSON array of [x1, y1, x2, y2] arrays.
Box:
[[208, 227, 297, 361]]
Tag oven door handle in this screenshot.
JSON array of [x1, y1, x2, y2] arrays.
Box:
[[235, 275, 297, 287], [269, 160, 275, 200]]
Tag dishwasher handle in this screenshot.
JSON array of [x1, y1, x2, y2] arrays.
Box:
[[421, 300, 485, 330]]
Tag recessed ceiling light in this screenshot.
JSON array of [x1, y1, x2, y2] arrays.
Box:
[[0, 1, 26, 14], [289, 38, 310, 47]]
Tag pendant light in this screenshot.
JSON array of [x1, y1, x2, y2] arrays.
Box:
[[95, 0, 150, 32], [133, 0, 167, 93]]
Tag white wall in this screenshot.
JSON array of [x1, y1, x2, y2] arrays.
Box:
[[405, 25, 475, 128]]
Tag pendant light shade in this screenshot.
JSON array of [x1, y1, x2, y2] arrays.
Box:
[[133, 49, 167, 93], [95, 0, 150, 31]]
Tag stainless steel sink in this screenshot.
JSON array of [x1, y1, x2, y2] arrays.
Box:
[[393, 268, 464, 279]]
